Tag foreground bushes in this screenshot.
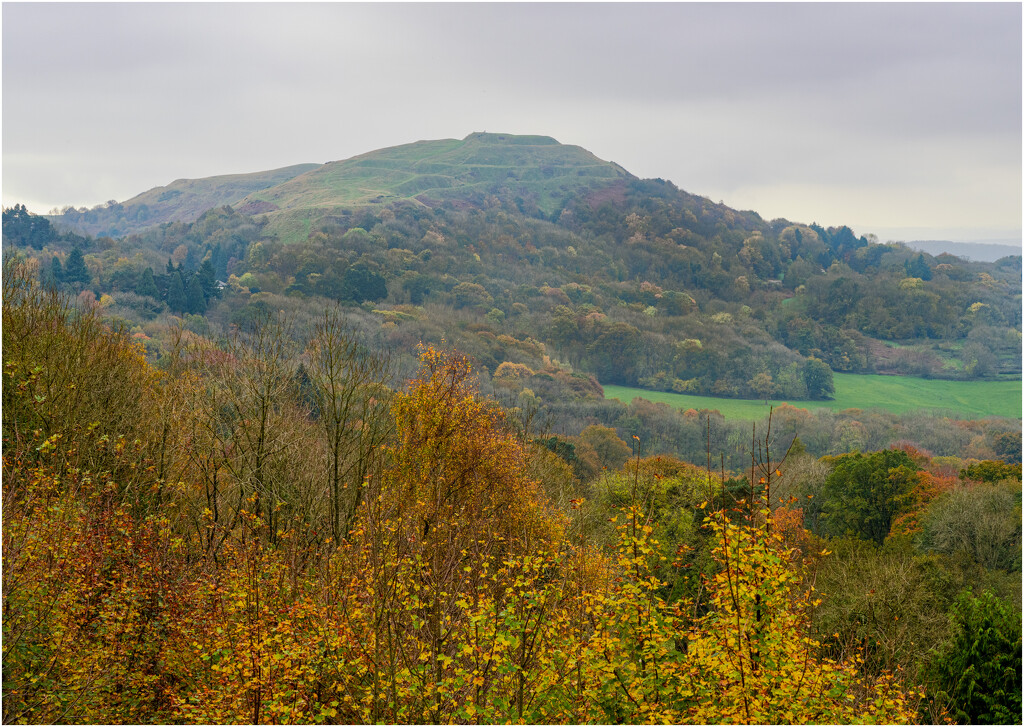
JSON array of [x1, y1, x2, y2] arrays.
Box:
[[0, 261, 977, 723]]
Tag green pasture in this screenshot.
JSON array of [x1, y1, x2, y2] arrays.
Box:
[[603, 373, 1022, 421]]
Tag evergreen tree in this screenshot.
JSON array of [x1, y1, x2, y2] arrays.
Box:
[[63, 247, 91, 285], [210, 242, 227, 279], [185, 274, 207, 315], [197, 257, 218, 300], [136, 267, 160, 299], [184, 246, 199, 271], [166, 271, 187, 314], [49, 256, 64, 284], [905, 253, 933, 280], [930, 590, 1022, 724]]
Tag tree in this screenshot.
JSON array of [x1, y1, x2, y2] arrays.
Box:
[[197, 257, 218, 300], [802, 356, 834, 399], [578, 424, 631, 470], [450, 281, 493, 310], [993, 431, 1022, 464], [136, 266, 159, 299], [681, 503, 918, 724], [2, 204, 57, 248], [305, 307, 392, 541], [821, 448, 918, 544], [185, 274, 207, 315], [920, 483, 1022, 571], [48, 256, 64, 285], [748, 371, 775, 403], [341, 265, 387, 303], [587, 322, 643, 385], [166, 271, 187, 313], [905, 253, 932, 281], [580, 441, 918, 724], [402, 272, 431, 304], [929, 590, 1022, 724], [62, 247, 91, 285]]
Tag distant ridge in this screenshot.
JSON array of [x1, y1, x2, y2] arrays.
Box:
[[905, 239, 1022, 263]]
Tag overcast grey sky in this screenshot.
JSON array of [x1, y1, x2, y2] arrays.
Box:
[[3, 2, 1021, 243]]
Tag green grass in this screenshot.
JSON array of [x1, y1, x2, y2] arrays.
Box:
[[244, 132, 628, 227], [52, 164, 320, 237], [603, 373, 1022, 421]]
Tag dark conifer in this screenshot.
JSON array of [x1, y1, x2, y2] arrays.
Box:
[[63, 247, 91, 285], [136, 267, 160, 299], [49, 256, 64, 284], [185, 274, 207, 315], [166, 271, 187, 313], [197, 257, 218, 299]]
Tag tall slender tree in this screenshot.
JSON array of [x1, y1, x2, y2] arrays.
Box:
[[166, 271, 187, 314]]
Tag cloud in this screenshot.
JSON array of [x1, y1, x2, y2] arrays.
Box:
[[2, 2, 1019, 240]]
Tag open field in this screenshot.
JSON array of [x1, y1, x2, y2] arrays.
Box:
[[604, 373, 1023, 421]]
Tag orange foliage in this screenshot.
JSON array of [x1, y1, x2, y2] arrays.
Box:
[[890, 470, 958, 537]]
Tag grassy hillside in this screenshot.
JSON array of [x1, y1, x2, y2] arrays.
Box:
[[51, 163, 321, 237], [240, 132, 629, 240], [604, 373, 1023, 421]]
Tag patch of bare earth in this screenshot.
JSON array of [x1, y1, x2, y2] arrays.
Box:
[[586, 180, 627, 208], [237, 200, 280, 215]]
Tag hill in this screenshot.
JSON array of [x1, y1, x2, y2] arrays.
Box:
[[905, 239, 1022, 263], [50, 163, 321, 238], [12, 132, 1022, 407], [51, 133, 629, 242]]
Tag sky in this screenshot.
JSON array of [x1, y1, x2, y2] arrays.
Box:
[[3, 2, 1021, 244]]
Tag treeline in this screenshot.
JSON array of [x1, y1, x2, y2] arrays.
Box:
[[528, 382, 1021, 473], [3, 260, 1020, 724], [2, 203, 90, 250]]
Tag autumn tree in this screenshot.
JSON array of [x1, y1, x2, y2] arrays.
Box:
[[305, 306, 393, 542], [346, 346, 566, 722], [578, 423, 632, 471], [748, 371, 776, 403], [199, 308, 315, 543]]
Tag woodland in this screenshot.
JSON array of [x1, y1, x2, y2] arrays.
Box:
[[2, 133, 1022, 724]]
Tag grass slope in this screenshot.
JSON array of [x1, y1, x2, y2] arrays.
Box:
[[242, 132, 628, 240], [604, 373, 1023, 421], [51, 164, 322, 237]]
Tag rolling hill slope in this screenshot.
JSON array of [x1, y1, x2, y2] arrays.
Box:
[[51, 163, 321, 238]]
